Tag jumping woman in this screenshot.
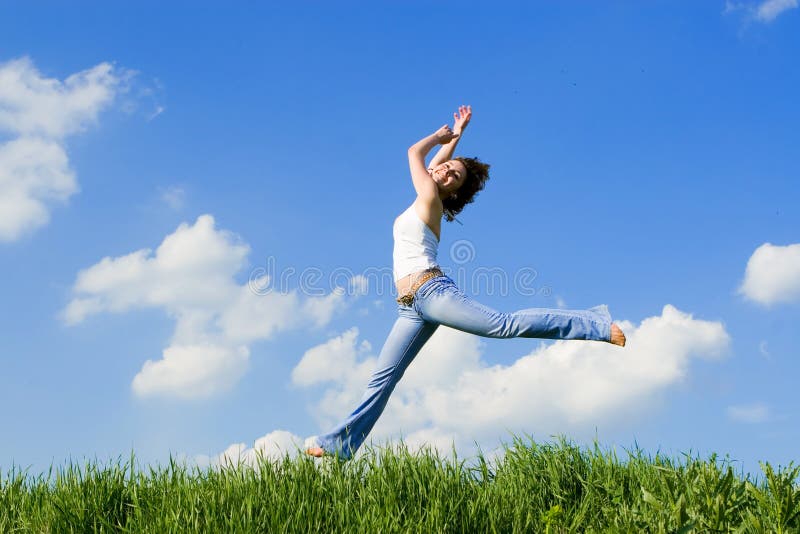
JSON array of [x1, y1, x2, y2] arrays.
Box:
[[306, 105, 626, 459]]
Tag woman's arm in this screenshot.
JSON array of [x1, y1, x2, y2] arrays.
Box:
[[427, 105, 472, 170], [408, 125, 459, 200]]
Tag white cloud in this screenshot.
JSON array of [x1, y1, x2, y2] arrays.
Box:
[[727, 402, 770, 423], [294, 305, 730, 456], [0, 57, 128, 242], [0, 57, 123, 138], [755, 0, 798, 21], [303, 287, 346, 327], [64, 215, 361, 399], [208, 430, 305, 468], [738, 243, 800, 305], [0, 137, 76, 241], [132, 344, 250, 399], [291, 328, 367, 387], [63, 215, 248, 325], [218, 282, 302, 344]]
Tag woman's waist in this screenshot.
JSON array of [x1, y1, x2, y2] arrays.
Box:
[[395, 267, 444, 297]]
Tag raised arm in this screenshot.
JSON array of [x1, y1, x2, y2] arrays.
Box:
[[408, 125, 460, 201], [427, 105, 472, 170]]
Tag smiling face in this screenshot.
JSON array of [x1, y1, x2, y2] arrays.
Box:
[[431, 159, 468, 196]]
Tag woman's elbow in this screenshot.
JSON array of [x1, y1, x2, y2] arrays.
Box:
[[408, 146, 426, 162]]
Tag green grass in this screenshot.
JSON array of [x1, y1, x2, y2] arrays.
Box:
[[2, 436, 799, 533]]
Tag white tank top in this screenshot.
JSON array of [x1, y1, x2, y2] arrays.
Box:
[[393, 204, 440, 282]]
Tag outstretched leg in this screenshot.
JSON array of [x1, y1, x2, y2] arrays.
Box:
[[307, 306, 438, 459], [414, 277, 622, 344]]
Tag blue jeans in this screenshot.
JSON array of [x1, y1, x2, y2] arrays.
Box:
[[314, 275, 612, 459]]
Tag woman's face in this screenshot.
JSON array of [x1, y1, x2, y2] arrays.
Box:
[[431, 159, 468, 194]]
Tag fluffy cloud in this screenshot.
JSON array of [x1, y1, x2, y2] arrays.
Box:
[[0, 137, 76, 241], [0, 57, 123, 137], [738, 243, 800, 305], [0, 57, 127, 241], [63, 215, 248, 324], [64, 215, 358, 399], [132, 344, 250, 399], [756, 0, 798, 21], [292, 305, 730, 457], [197, 430, 305, 469], [292, 328, 367, 387]]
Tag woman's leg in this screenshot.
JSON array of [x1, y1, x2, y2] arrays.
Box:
[[414, 277, 612, 342], [314, 305, 438, 459]]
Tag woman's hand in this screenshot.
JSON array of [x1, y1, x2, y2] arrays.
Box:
[[452, 105, 472, 133], [435, 124, 460, 144], [425, 105, 471, 170]]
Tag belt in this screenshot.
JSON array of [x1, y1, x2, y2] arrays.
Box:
[[396, 268, 444, 306]]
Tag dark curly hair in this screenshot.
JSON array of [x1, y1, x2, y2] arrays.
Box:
[[442, 157, 491, 222]]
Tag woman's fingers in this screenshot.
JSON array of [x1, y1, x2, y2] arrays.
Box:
[[454, 104, 471, 124]]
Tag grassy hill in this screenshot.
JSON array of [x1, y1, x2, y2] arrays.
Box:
[[2, 437, 798, 532]]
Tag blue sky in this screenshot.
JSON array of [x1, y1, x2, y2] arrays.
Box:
[[1, 1, 798, 474]]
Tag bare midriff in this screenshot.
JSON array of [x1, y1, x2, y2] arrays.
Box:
[[396, 269, 435, 298]]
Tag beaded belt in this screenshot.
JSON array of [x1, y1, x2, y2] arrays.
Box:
[[396, 268, 444, 306]]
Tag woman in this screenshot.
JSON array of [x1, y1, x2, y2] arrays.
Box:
[[306, 105, 625, 459]]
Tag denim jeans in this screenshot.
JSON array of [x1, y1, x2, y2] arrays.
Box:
[[313, 275, 612, 459]]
